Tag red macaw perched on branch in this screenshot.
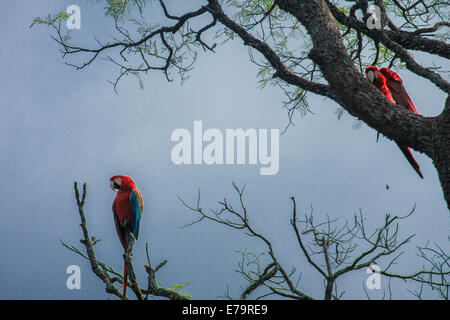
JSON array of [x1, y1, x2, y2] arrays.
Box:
[[365, 66, 424, 179], [110, 175, 143, 300]]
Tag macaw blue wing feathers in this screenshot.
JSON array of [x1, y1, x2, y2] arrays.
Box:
[[130, 189, 143, 240]]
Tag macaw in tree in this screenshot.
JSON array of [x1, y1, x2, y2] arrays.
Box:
[[110, 175, 143, 300], [365, 66, 424, 179]]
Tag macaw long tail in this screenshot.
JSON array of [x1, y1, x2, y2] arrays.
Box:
[[122, 262, 128, 300], [396, 143, 424, 179]]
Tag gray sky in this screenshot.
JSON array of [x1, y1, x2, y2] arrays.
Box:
[[0, 0, 448, 300]]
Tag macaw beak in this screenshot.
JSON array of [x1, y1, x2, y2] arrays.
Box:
[[110, 179, 121, 191], [367, 70, 376, 83]]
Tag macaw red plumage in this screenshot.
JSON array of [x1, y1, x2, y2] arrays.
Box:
[[365, 66, 424, 179], [110, 175, 143, 300]]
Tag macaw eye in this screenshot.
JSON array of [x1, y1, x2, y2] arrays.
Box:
[[114, 182, 121, 189]]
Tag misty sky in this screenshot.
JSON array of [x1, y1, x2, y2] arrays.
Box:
[[0, 1, 448, 300]]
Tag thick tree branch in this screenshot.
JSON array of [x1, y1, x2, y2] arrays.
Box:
[[324, 0, 450, 93], [325, 1, 450, 59], [274, 0, 436, 155], [240, 262, 279, 300], [205, 0, 337, 100], [72, 182, 125, 298]]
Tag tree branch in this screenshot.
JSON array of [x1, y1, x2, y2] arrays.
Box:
[[205, 0, 337, 100]]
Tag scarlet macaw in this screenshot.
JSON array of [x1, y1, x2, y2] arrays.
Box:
[[110, 175, 143, 300], [365, 66, 424, 179]]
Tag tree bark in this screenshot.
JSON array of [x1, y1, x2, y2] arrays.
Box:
[[433, 98, 450, 209]]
